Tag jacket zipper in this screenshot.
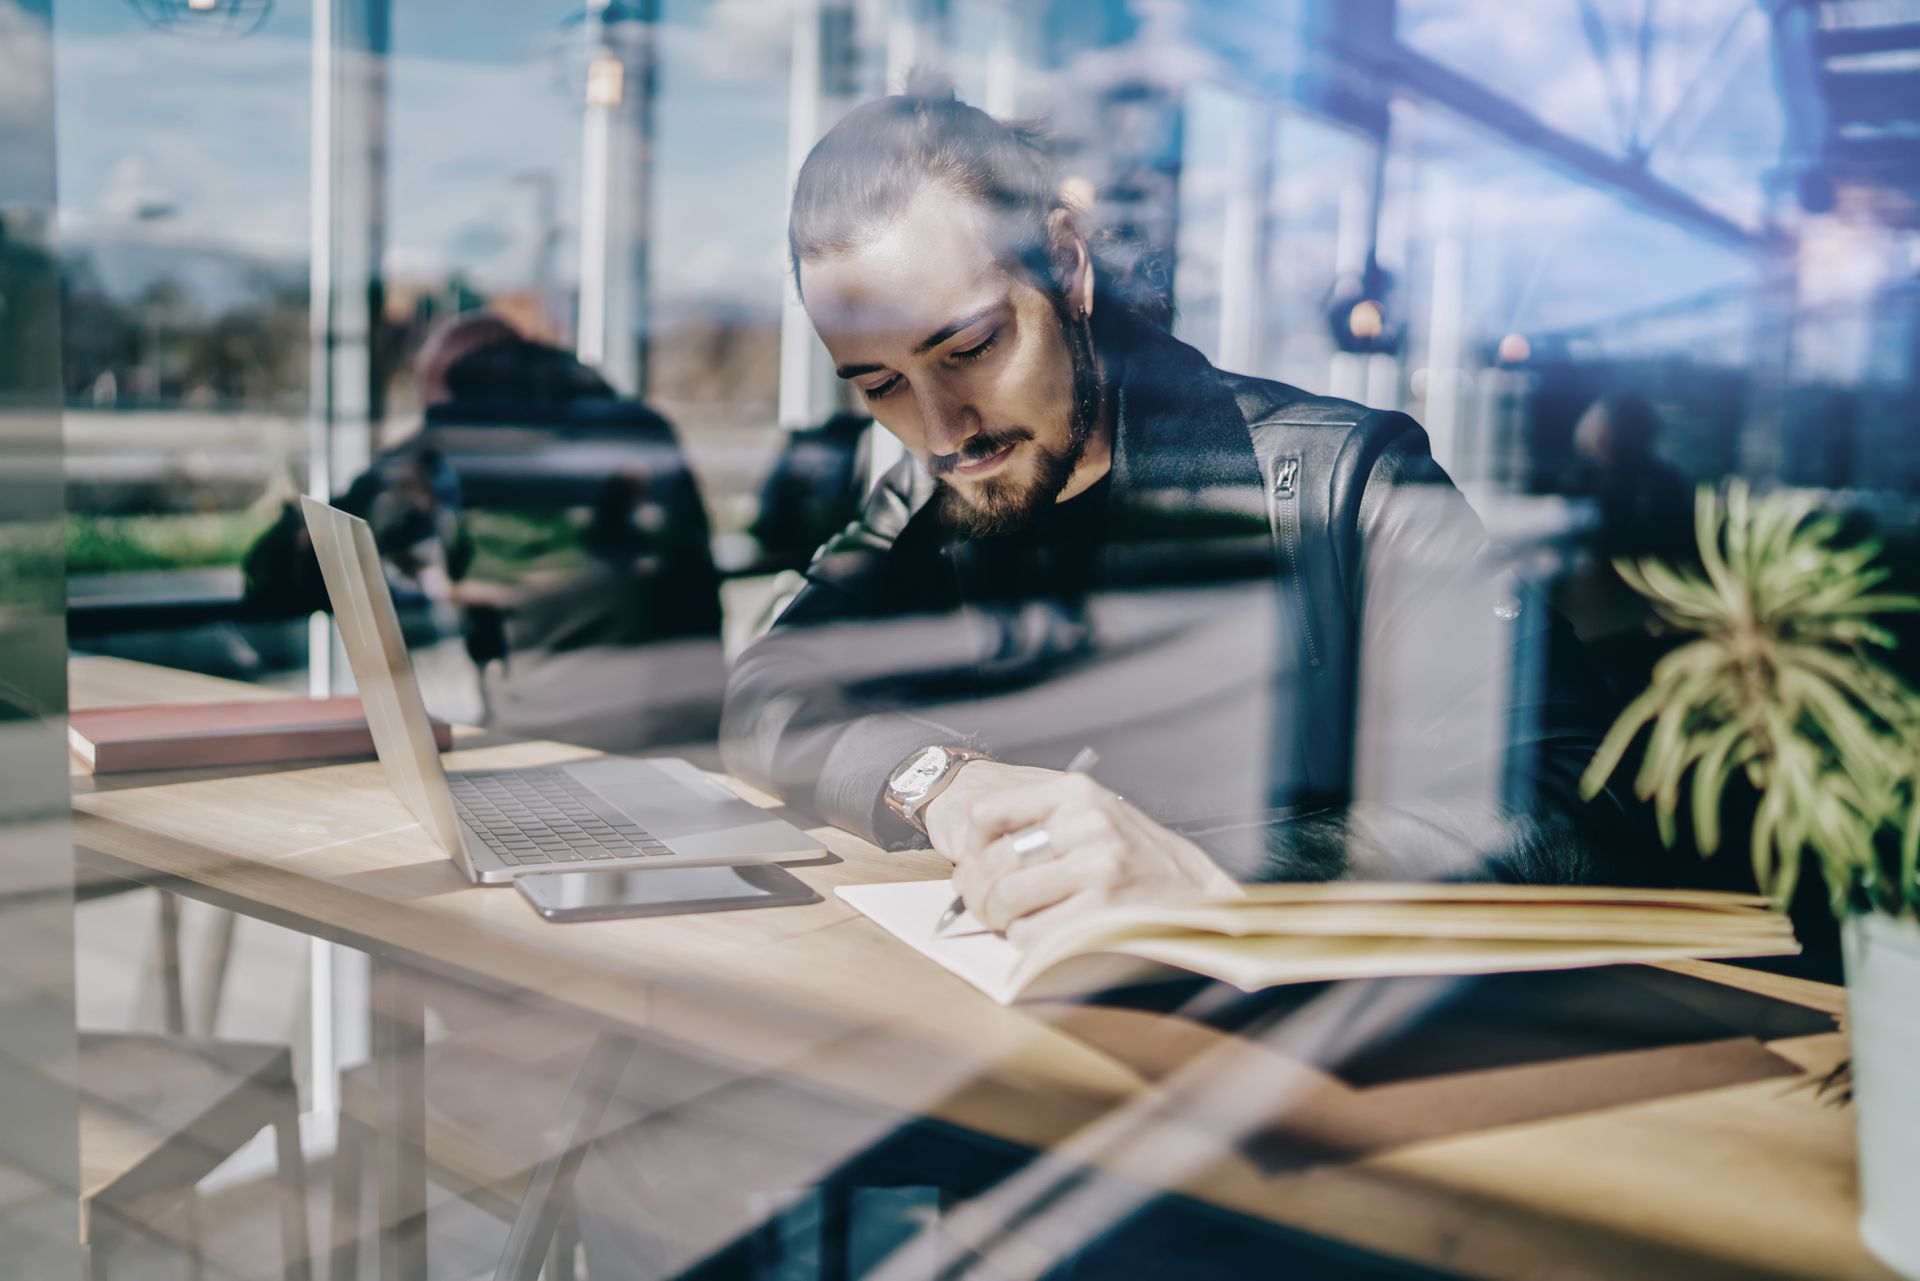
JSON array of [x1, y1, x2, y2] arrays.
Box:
[[1272, 458, 1322, 669]]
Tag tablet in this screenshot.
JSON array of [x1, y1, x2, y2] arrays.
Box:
[[515, 863, 820, 923]]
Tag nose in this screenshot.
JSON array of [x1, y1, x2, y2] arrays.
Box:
[[915, 382, 979, 459]]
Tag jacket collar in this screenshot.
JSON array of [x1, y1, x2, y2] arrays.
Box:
[[1104, 317, 1271, 543]]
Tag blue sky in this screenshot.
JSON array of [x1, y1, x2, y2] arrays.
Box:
[[52, 0, 794, 312], [43, 0, 1789, 363]]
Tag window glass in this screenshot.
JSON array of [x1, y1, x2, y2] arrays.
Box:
[[58, 0, 313, 685], [1396, 0, 1776, 211], [1266, 107, 1376, 393]]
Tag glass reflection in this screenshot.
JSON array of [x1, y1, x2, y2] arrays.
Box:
[[2, 1, 80, 1273], [39, 0, 1920, 1277]]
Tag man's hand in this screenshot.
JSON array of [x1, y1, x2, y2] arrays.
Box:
[[925, 764, 1241, 948], [922, 759, 1060, 862]]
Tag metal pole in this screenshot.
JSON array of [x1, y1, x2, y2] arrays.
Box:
[[983, 0, 1025, 117], [577, 0, 613, 376], [307, 0, 335, 512], [862, 0, 944, 483], [1217, 92, 1274, 376], [306, 0, 389, 1135], [576, 0, 654, 395], [778, 0, 855, 431]]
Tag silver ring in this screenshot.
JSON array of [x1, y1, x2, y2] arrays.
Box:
[[1008, 826, 1053, 861]]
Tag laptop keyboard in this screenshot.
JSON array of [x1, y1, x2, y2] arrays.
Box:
[[448, 769, 675, 866]]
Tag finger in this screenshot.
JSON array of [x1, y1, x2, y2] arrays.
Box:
[[927, 765, 1031, 863], [969, 854, 1090, 934], [953, 805, 1085, 907], [980, 804, 1115, 873], [952, 832, 1033, 924], [966, 773, 1104, 848], [940, 786, 1057, 866]]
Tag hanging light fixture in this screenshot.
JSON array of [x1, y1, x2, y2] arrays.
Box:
[[584, 50, 625, 108], [125, 0, 274, 38], [549, 2, 651, 103]]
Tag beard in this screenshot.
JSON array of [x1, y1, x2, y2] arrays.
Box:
[[932, 295, 1104, 539]]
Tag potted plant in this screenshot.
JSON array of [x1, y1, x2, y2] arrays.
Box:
[[1580, 480, 1920, 1277]]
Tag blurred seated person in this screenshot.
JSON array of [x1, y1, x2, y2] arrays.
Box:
[[748, 410, 875, 570], [414, 308, 522, 408], [246, 310, 726, 750], [241, 309, 530, 621], [722, 79, 1644, 951], [1555, 391, 1697, 698], [431, 329, 624, 414], [1567, 391, 1694, 564]]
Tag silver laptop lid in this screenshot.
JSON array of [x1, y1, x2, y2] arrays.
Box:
[[300, 496, 467, 858]]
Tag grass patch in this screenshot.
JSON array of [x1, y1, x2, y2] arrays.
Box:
[[464, 507, 591, 581], [67, 511, 268, 575], [0, 523, 62, 608], [66, 506, 597, 579]]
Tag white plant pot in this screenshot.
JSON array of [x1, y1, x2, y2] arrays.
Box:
[[1844, 911, 1920, 1280]]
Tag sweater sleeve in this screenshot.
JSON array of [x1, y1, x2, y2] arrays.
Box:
[[720, 456, 972, 848]]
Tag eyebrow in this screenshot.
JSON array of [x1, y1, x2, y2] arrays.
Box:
[[834, 305, 1001, 380]]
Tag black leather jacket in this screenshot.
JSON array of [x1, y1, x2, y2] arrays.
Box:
[[723, 318, 1643, 886]]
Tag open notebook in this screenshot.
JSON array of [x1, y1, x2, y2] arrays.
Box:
[[835, 880, 1800, 1005]]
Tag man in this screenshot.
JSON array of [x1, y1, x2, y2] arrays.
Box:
[[722, 78, 1637, 947], [1568, 390, 1695, 567]]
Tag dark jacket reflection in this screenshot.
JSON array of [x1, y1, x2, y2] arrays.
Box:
[[723, 316, 1644, 887]]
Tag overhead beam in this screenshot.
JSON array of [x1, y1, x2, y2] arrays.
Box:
[[1822, 66, 1920, 127], [1817, 22, 1920, 59], [1185, 1, 1780, 254], [1329, 35, 1786, 256], [1830, 132, 1920, 166]]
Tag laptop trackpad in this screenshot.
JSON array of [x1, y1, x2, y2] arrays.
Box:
[[561, 757, 754, 841]]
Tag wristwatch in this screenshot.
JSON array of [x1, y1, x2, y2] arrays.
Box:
[[884, 744, 986, 834]]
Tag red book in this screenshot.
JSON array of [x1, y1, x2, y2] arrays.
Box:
[[69, 696, 453, 774]]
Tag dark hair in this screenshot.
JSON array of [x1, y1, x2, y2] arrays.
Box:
[[442, 336, 616, 406], [788, 71, 1172, 332]]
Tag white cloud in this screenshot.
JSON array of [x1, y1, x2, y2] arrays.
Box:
[[382, 48, 584, 287], [675, 0, 792, 87], [56, 27, 310, 256], [50, 21, 790, 313], [95, 154, 179, 221]]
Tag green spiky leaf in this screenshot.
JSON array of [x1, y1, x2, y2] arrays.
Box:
[[1588, 479, 1920, 919]]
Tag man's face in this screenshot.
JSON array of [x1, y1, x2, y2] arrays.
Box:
[[800, 189, 1101, 536]]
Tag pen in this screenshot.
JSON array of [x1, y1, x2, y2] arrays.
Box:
[[934, 746, 1100, 937]]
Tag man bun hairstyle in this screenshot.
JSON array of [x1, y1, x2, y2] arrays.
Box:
[[788, 70, 1173, 332], [899, 64, 959, 105]]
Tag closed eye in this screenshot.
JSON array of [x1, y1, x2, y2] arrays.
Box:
[[954, 333, 998, 362], [860, 330, 995, 400]]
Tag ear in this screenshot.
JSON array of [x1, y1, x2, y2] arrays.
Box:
[[1045, 207, 1095, 318]]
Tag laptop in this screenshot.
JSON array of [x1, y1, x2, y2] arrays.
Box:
[[300, 495, 822, 884]]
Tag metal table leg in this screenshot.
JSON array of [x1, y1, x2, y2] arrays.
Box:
[[493, 1033, 634, 1281], [369, 954, 427, 1281]]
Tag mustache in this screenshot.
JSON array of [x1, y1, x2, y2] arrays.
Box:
[[929, 427, 1033, 475]]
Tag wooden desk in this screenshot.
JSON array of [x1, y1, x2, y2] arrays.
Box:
[[68, 656, 1888, 1280]]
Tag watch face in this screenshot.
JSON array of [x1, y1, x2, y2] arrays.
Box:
[[891, 746, 951, 801]]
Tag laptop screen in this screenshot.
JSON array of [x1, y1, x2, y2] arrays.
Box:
[[300, 495, 468, 857]]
